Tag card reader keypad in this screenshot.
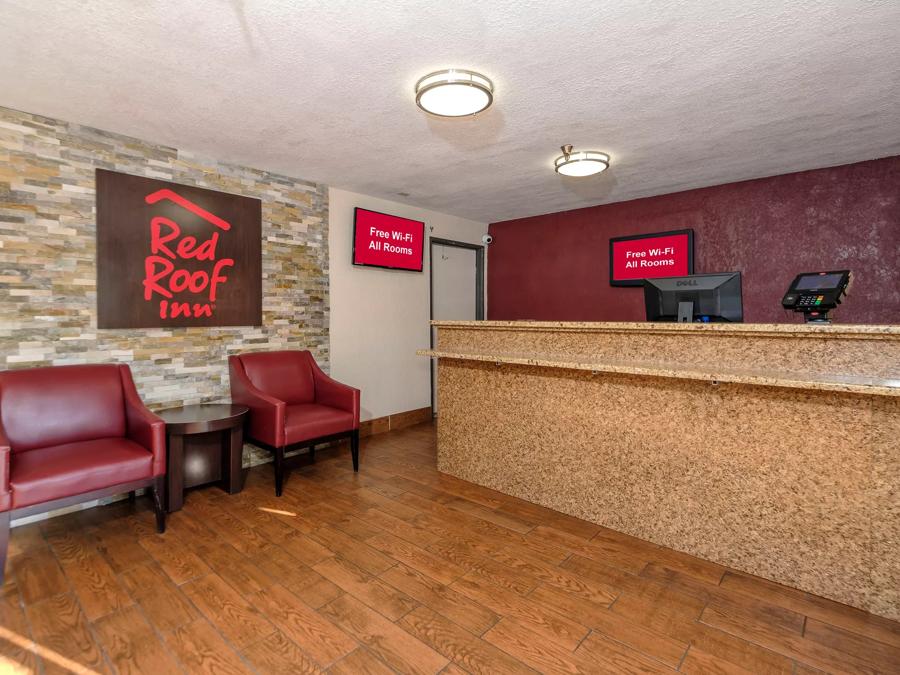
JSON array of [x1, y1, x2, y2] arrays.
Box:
[[797, 295, 824, 307]]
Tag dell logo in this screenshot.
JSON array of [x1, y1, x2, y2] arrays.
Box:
[[676, 279, 698, 287]]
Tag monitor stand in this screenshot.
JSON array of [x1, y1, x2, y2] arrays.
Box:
[[677, 301, 694, 323], [803, 310, 832, 324]]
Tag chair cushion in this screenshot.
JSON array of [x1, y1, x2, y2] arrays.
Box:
[[0, 364, 126, 453], [284, 403, 355, 445], [10, 437, 153, 509], [240, 351, 315, 405]]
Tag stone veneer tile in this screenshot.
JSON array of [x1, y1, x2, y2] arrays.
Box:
[[0, 106, 330, 524], [0, 105, 329, 409]]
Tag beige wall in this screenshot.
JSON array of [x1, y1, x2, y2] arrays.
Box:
[[328, 188, 487, 421]]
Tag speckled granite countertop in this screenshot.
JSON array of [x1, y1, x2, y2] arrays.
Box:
[[418, 349, 900, 396], [430, 320, 900, 338]]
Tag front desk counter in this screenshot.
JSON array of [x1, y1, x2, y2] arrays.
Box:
[[419, 321, 900, 620]]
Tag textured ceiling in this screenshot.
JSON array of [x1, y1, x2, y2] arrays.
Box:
[[1, 0, 899, 223]]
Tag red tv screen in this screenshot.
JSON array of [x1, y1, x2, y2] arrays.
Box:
[[353, 208, 425, 272], [609, 229, 694, 286]]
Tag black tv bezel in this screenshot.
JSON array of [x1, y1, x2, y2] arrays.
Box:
[[352, 207, 425, 273], [609, 228, 695, 287]]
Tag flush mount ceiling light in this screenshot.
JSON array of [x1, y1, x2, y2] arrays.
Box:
[[554, 144, 611, 177], [415, 69, 494, 117]]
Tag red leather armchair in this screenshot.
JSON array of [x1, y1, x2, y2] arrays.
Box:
[[0, 364, 166, 581], [229, 350, 360, 496]]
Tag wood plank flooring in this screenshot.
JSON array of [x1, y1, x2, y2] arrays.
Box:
[[2, 421, 898, 674]]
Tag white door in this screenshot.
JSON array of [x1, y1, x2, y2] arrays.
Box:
[[431, 243, 479, 412]]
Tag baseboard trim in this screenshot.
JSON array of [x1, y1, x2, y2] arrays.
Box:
[[359, 406, 433, 438]]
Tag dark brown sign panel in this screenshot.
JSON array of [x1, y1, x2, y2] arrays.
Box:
[[96, 170, 262, 328]]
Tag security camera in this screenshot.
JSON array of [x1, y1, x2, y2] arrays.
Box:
[[482, 234, 493, 245]]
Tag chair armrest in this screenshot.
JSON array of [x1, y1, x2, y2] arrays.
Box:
[[0, 423, 10, 512], [311, 359, 360, 428], [229, 356, 287, 447], [119, 365, 166, 477]]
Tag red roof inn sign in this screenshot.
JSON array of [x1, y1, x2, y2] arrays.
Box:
[[96, 170, 262, 328]]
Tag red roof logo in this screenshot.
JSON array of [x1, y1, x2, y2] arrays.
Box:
[[142, 189, 235, 319]]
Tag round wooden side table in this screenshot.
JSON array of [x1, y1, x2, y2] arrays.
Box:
[[157, 404, 249, 512]]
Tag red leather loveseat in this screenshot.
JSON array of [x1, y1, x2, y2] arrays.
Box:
[[0, 364, 166, 580], [229, 350, 360, 496]]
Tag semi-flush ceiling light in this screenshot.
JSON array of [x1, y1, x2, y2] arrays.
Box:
[[554, 144, 610, 177], [415, 69, 494, 117]]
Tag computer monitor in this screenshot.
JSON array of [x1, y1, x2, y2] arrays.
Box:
[[644, 272, 743, 323]]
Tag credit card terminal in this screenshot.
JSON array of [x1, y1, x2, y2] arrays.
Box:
[[782, 270, 851, 323]]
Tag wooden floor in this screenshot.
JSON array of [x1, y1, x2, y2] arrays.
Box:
[[2, 422, 898, 675]]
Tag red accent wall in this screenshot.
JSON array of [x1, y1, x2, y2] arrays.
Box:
[[487, 156, 900, 324]]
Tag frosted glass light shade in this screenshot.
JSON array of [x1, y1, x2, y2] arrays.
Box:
[[415, 69, 494, 117], [554, 150, 611, 177]]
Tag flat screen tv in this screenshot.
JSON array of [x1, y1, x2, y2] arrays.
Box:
[[353, 207, 425, 272], [609, 229, 694, 286]]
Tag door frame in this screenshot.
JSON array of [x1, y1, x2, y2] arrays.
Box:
[[429, 237, 485, 414]]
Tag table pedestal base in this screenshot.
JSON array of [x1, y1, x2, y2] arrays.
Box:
[[165, 419, 245, 513]]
